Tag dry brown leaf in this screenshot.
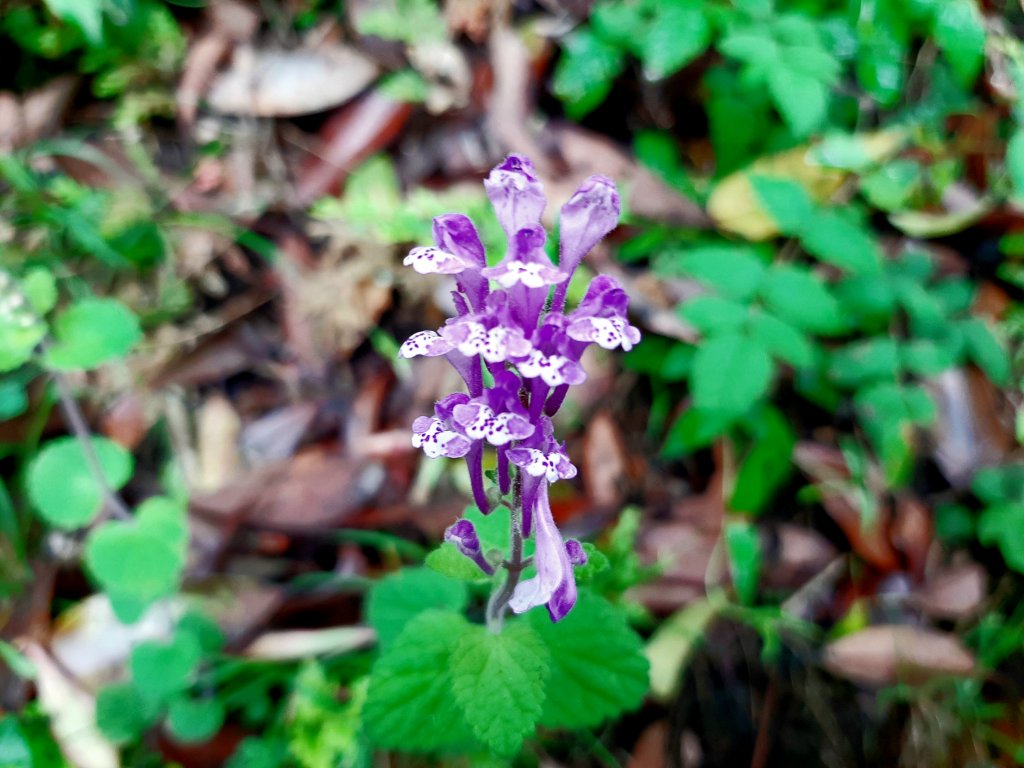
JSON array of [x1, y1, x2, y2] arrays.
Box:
[[911, 563, 987, 620], [51, 596, 178, 689], [243, 626, 376, 660], [707, 131, 905, 239], [207, 44, 378, 117], [0, 77, 77, 151], [762, 523, 838, 590], [294, 90, 412, 204], [823, 625, 975, 687], [192, 448, 384, 531], [582, 411, 628, 509], [240, 402, 318, 467], [17, 640, 119, 768], [196, 393, 243, 492], [928, 368, 1013, 488]]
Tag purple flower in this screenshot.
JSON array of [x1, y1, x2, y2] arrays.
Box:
[[444, 519, 494, 575], [400, 154, 634, 622]]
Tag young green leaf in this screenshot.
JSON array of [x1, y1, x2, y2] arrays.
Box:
[[642, 1, 711, 80], [130, 632, 202, 705], [84, 500, 187, 624], [766, 64, 828, 138], [677, 243, 768, 300], [44, 298, 141, 371], [747, 312, 815, 368], [730, 408, 795, 514], [553, 29, 626, 119], [978, 504, 1024, 573], [679, 296, 749, 335], [28, 436, 133, 530], [96, 683, 158, 744], [450, 622, 550, 756], [691, 334, 774, 418], [166, 696, 225, 744], [961, 318, 1010, 386], [663, 407, 735, 458], [363, 610, 478, 752], [799, 211, 883, 274], [750, 176, 814, 235], [760, 265, 845, 335], [931, 0, 985, 87], [365, 568, 468, 649], [529, 592, 648, 729], [725, 520, 761, 605], [829, 338, 900, 387]]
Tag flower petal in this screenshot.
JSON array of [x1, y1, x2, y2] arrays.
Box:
[[516, 350, 586, 387], [566, 316, 641, 351], [552, 175, 620, 310], [399, 330, 454, 358], [453, 402, 535, 446], [411, 417, 471, 458], [508, 446, 577, 483], [509, 482, 578, 621], [484, 154, 546, 238], [403, 246, 476, 275]]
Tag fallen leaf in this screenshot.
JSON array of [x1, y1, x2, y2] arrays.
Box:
[[645, 594, 723, 701], [243, 626, 376, 660], [207, 44, 378, 117], [910, 563, 987, 620], [17, 640, 119, 768], [582, 411, 629, 509], [196, 393, 243, 492], [824, 625, 975, 687]]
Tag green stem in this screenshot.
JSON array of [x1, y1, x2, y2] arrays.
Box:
[[486, 479, 525, 633]]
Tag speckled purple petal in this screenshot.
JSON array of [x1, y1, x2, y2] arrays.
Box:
[[553, 175, 620, 311], [484, 154, 546, 238]]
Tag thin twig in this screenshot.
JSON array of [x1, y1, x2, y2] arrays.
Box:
[[51, 370, 132, 522], [750, 676, 779, 768]]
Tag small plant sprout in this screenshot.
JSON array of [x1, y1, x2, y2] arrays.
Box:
[[400, 154, 638, 626]]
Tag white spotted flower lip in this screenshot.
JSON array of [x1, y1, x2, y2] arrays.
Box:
[[452, 402, 535, 446], [411, 416, 471, 458], [481, 259, 567, 289], [506, 447, 577, 483], [399, 330, 454, 358], [515, 350, 585, 387], [440, 321, 532, 364], [403, 246, 477, 275], [566, 315, 641, 351]]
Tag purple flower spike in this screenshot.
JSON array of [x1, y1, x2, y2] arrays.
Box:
[[484, 154, 546, 238], [399, 154, 635, 623], [552, 175, 621, 312], [445, 519, 494, 575]]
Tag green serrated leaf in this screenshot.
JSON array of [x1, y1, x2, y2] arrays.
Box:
[[575, 544, 610, 583], [679, 296, 749, 335], [167, 696, 225, 744], [725, 521, 761, 605], [553, 28, 626, 119], [20, 269, 57, 315], [44, 298, 141, 370], [84, 501, 187, 624], [363, 610, 477, 752], [750, 175, 814, 235], [799, 210, 883, 274], [747, 311, 815, 368], [961, 318, 1010, 386], [642, 0, 711, 79], [96, 682, 158, 744], [130, 632, 202, 705], [761, 265, 845, 335], [691, 334, 774, 417], [529, 592, 648, 729], [677, 243, 768, 300], [978, 503, 1024, 573], [766, 64, 828, 138], [932, 0, 985, 87], [425, 543, 488, 581], [28, 436, 133, 530], [829, 338, 900, 387], [730, 408, 795, 514], [366, 568, 467, 649], [450, 622, 549, 756]]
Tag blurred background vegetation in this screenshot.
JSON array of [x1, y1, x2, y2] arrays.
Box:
[[1, 0, 1024, 765]]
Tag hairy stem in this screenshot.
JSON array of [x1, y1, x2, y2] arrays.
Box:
[[52, 371, 132, 522], [486, 476, 524, 632]]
